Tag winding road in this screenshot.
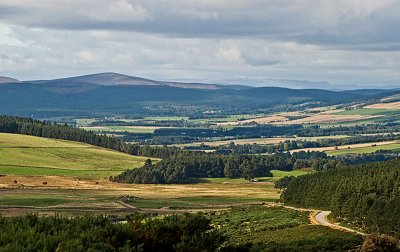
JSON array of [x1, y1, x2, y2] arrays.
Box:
[[312, 210, 366, 236], [270, 203, 366, 236]]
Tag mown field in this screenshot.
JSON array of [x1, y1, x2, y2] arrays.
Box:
[[0, 133, 153, 178]]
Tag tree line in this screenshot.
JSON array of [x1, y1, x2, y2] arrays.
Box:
[[0, 115, 181, 159], [115, 148, 400, 184], [112, 154, 278, 184], [282, 159, 400, 236]]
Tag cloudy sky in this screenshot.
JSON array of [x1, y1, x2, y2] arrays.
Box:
[[0, 0, 400, 87]]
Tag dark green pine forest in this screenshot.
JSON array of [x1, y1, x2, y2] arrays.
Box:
[[283, 160, 400, 236]]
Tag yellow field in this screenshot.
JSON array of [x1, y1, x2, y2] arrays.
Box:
[[365, 101, 400, 110]]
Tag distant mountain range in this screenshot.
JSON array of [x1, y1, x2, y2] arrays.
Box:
[[2, 72, 398, 90], [201, 77, 399, 91], [0, 72, 398, 118], [27, 72, 249, 93]]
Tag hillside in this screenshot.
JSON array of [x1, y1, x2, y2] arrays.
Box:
[[0, 72, 398, 118], [30, 72, 236, 90], [0, 74, 385, 118], [0, 76, 20, 84], [0, 133, 152, 177]]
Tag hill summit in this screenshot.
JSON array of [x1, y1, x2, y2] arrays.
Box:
[[0, 76, 20, 84]]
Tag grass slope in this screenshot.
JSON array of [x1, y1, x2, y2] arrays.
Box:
[[0, 133, 153, 177]]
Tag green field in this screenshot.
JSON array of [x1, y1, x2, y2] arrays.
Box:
[[206, 169, 311, 184], [334, 108, 400, 125], [0, 193, 70, 207], [327, 143, 400, 155], [0, 133, 154, 177], [337, 108, 399, 116]]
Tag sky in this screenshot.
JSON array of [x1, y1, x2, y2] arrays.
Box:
[[0, 0, 400, 87]]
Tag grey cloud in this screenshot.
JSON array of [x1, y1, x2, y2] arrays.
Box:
[[0, 0, 400, 87], [0, 0, 399, 51]]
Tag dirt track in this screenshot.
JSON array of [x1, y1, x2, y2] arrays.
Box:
[[275, 203, 366, 236], [313, 210, 366, 236]]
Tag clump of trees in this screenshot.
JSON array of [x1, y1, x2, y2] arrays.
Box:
[[113, 154, 275, 184], [274, 176, 295, 189]]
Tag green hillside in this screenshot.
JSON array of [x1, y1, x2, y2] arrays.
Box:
[[0, 133, 153, 177]]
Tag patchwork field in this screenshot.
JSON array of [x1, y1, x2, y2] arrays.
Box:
[[81, 125, 164, 133], [215, 107, 388, 126], [177, 135, 350, 147], [0, 133, 153, 178], [290, 141, 398, 154], [277, 113, 379, 125], [217, 115, 287, 125], [326, 142, 400, 155]]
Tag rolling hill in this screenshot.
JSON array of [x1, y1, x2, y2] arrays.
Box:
[[29, 72, 245, 91], [0, 72, 398, 118], [0, 133, 152, 177]]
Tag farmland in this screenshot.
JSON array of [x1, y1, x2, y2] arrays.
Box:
[[176, 135, 350, 147], [365, 101, 400, 109], [0, 171, 307, 213], [290, 141, 398, 154], [0, 131, 314, 214], [0, 133, 153, 177], [326, 142, 400, 155], [0, 166, 311, 215], [81, 125, 164, 133]]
